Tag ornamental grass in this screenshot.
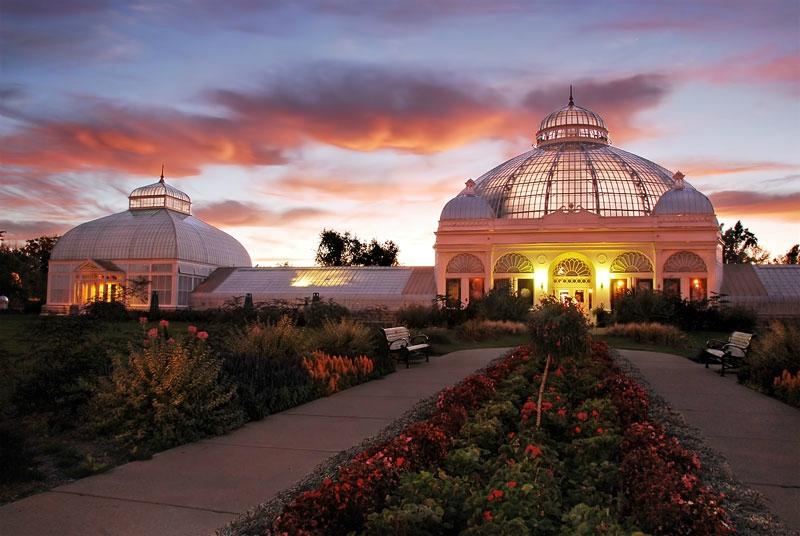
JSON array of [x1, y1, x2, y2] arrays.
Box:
[[605, 321, 689, 347]]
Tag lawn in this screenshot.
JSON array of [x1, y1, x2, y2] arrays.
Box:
[[591, 327, 728, 359]]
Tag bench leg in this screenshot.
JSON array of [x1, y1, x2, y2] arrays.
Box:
[[705, 352, 709, 368]]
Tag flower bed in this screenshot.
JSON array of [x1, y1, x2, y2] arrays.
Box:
[[270, 338, 735, 535]]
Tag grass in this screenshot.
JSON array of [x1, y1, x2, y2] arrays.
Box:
[[425, 329, 530, 355], [592, 327, 727, 359]]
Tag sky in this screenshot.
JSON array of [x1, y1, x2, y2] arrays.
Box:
[[1, 0, 798, 266]]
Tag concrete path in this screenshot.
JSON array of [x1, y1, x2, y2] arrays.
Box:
[[618, 349, 800, 531], [0, 348, 509, 536]]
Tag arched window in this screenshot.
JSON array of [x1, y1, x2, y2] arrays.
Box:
[[494, 253, 533, 273], [446, 253, 484, 274], [610, 252, 653, 273], [663, 251, 707, 272], [552, 258, 592, 285]]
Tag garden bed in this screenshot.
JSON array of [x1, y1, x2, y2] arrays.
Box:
[[220, 336, 743, 535]]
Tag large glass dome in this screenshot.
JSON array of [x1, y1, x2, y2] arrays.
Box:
[[472, 94, 680, 218]]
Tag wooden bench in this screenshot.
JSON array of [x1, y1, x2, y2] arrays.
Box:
[[704, 331, 753, 376], [383, 327, 430, 368]]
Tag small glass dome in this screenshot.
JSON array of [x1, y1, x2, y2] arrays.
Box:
[[129, 172, 191, 214], [536, 89, 609, 147], [653, 172, 715, 215], [440, 180, 495, 220]]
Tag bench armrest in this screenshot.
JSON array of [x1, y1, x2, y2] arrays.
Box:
[[705, 338, 727, 349], [410, 334, 429, 345]]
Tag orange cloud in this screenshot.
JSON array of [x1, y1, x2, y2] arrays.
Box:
[[709, 190, 800, 219]]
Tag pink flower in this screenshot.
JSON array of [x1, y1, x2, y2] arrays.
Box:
[[167, 338, 176, 344], [187, 325, 198, 335], [577, 411, 588, 422], [147, 327, 158, 338], [197, 331, 209, 340], [138, 316, 148, 325], [159, 319, 169, 328]]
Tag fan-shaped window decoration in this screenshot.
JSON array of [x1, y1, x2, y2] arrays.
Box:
[[663, 251, 707, 273], [446, 253, 484, 274], [494, 253, 533, 273], [552, 258, 592, 285], [611, 252, 653, 273]]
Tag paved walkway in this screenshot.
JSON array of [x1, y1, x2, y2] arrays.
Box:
[[618, 349, 800, 531], [0, 348, 510, 536]]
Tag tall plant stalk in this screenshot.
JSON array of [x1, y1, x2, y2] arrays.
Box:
[[535, 353, 552, 428]]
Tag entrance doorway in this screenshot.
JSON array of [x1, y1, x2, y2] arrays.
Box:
[[611, 278, 627, 310], [517, 279, 534, 306]]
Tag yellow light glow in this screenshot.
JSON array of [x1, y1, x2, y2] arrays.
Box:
[[533, 267, 548, 294], [616, 280, 624, 288]]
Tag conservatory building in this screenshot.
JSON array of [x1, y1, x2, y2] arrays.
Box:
[[434, 93, 723, 311], [44, 175, 251, 313]]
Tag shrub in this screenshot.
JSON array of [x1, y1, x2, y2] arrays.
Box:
[[396, 303, 441, 328], [739, 320, 800, 401], [92, 328, 244, 457], [612, 291, 674, 325], [301, 299, 350, 328], [529, 298, 590, 359], [0, 420, 39, 484], [604, 322, 689, 347], [220, 318, 312, 420], [310, 318, 375, 358], [773, 370, 800, 408], [467, 289, 531, 322], [83, 300, 129, 321], [303, 351, 374, 396], [455, 319, 527, 341]]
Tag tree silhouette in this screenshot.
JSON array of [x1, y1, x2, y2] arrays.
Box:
[[720, 221, 769, 264], [315, 229, 398, 267]]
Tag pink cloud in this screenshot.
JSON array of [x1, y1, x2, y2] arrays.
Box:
[[194, 200, 329, 227], [676, 160, 796, 177], [709, 190, 800, 219]]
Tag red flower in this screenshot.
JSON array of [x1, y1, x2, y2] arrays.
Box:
[[483, 510, 493, 522], [557, 407, 567, 417], [487, 489, 504, 502], [147, 327, 158, 338], [574, 426, 582, 434], [187, 325, 198, 334], [159, 319, 169, 328], [524, 444, 542, 458], [197, 331, 209, 340], [577, 411, 588, 422], [596, 427, 604, 434], [396, 456, 405, 467], [591, 409, 600, 419], [506, 481, 517, 488]]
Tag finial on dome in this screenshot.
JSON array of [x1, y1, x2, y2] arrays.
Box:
[[569, 85, 574, 106], [464, 179, 476, 196], [159, 164, 165, 183], [672, 171, 685, 190]]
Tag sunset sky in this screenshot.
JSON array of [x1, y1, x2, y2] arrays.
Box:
[[1, 0, 798, 265]]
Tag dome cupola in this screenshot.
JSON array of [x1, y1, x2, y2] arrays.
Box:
[[535, 87, 609, 147], [440, 179, 495, 221], [653, 171, 715, 215], [129, 167, 191, 214]]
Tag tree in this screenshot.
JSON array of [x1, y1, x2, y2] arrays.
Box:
[[776, 244, 799, 264], [315, 229, 399, 267], [720, 221, 769, 264], [0, 235, 59, 308]]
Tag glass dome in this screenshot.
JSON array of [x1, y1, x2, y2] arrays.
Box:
[[129, 173, 191, 214], [440, 179, 495, 220], [469, 93, 681, 218]]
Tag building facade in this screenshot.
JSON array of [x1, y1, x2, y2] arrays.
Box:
[[44, 175, 251, 313], [435, 95, 722, 311]]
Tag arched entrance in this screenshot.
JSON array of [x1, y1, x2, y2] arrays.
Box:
[[550, 256, 593, 309]]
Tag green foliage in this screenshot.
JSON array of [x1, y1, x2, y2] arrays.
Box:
[[310, 318, 375, 358], [315, 228, 399, 267], [467, 289, 531, 322], [738, 320, 800, 403], [455, 319, 527, 342], [14, 316, 117, 419], [529, 297, 590, 359], [92, 333, 244, 457], [559, 504, 632, 536], [363, 503, 444, 536]]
